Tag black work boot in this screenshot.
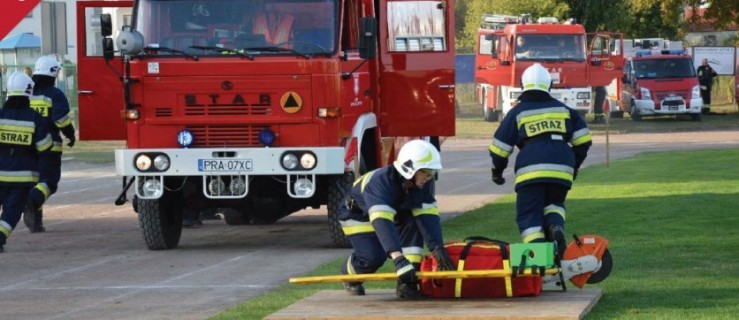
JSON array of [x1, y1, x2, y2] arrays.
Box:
[[24, 203, 46, 233], [547, 224, 566, 260], [396, 281, 424, 299], [342, 282, 365, 296]]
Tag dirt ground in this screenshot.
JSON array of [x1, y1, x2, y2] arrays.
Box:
[[1, 130, 738, 320]]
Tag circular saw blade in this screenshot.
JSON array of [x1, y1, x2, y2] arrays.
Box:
[[586, 248, 612, 284]]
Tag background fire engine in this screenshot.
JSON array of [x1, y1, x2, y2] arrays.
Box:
[[474, 14, 624, 122], [75, 0, 456, 250]]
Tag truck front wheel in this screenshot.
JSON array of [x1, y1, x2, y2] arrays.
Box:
[[138, 196, 183, 250], [327, 173, 354, 248], [630, 100, 641, 121]]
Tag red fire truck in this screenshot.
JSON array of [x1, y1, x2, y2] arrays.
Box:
[[75, 0, 456, 249], [474, 14, 623, 121], [618, 49, 703, 121]]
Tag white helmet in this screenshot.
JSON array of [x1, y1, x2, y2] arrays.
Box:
[[393, 139, 443, 180], [521, 63, 551, 92], [5, 72, 34, 97], [33, 55, 61, 77]]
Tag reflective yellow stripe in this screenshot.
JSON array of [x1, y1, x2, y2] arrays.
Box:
[[411, 207, 439, 217], [341, 224, 374, 236], [515, 170, 573, 184], [405, 254, 422, 264], [36, 137, 52, 152], [517, 112, 570, 128], [369, 211, 394, 222], [0, 123, 35, 133], [55, 115, 72, 128], [572, 133, 592, 146], [489, 144, 511, 158], [523, 231, 545, 243], [503, 259, 513, 297], [454, 259, 465, 297], [0, 221, 12, 238], [34, 183, 51, 199], [346, 257, 357, 275], [544, 204, 566, 220]]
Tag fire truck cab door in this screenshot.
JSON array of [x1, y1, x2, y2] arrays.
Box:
[[587, 32, 624, 87], [76, 1, 132, 140], [377, 0, 455, 137]]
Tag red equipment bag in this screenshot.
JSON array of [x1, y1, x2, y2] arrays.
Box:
[[420, 238, 543, 298]]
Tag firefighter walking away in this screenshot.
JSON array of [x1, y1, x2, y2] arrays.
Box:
[[488, 63, 592, 261], [23, 55, 76, 233], [0, 72, 52, 252]]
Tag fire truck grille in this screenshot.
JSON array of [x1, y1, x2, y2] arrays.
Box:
[[184, 105, 272, 116], [654, 91, 689, 101], [155, 108, 173, 117], [187, 125, 270, 147]]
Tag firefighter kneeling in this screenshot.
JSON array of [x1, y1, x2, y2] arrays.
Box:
[[0, 72, 52, 252], [338, 140, 454, 299]]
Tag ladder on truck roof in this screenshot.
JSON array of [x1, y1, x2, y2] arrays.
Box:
[[480, 14, 520, 30]]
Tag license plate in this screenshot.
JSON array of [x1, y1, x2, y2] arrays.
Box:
[[664, 96, 681, 101], [669, 106, 678, 111], [198, 159, 253, 172]]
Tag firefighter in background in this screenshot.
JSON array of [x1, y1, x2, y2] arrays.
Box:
[[338, 139, 454, 299], [696, 58, 718, 114], [23, 56, 76, 233], [0, 72, 52, 252], [489, 63, 592, 260], [592, 86, 607, 124]]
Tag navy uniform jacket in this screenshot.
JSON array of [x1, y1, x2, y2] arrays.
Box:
[[338, 166, 444, 254], [489, 90, 592, 190], [0, 102, 53, 187], [30, 85, 72, 153]]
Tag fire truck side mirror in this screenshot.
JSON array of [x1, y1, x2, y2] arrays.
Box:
[[101, 14, 113, 37], [102, 38, 115, 61], [358, 17, 377, 59]]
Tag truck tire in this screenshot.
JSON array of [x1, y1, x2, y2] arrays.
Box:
[[691, 112, 703, 121], [630, 100, 641, 121], [138, 197, 183, 250], [327, 172, 354, 248]]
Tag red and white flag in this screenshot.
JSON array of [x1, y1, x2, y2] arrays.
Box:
[[0, 0, 42, 39]]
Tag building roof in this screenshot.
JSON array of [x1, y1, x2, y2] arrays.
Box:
[[0, 33, 41, 49]]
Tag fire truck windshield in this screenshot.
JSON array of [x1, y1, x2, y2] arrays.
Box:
[[633, 58, 696, 79], [515, 34, 585, 61], [135, 0, 338, 56]]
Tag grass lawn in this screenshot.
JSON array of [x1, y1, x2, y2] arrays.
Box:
[[212, 148, 739, 320]]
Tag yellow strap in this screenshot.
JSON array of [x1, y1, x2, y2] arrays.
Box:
[[454, 259, 465, 298], [503, 259, 513, 297]]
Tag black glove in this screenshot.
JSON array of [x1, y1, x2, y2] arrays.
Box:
[[491, 168, 505, 185], [431, 247, 455, 271], [61, 125, 76, 148], [393, 256, 418, 284]]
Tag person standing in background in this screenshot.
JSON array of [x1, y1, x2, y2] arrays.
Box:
[[696, 58, 718, 114]]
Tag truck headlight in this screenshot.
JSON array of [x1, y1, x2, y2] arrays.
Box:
[[577, 92, 590, 99], [135, 154, 152, 171], [282, 153, 298, 170], [640, 87, 652, 100], [153, 155, 170, 171], [691, 85, 701, 99], [300, 153, 316, 169], [293, 178, 314, 197]]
